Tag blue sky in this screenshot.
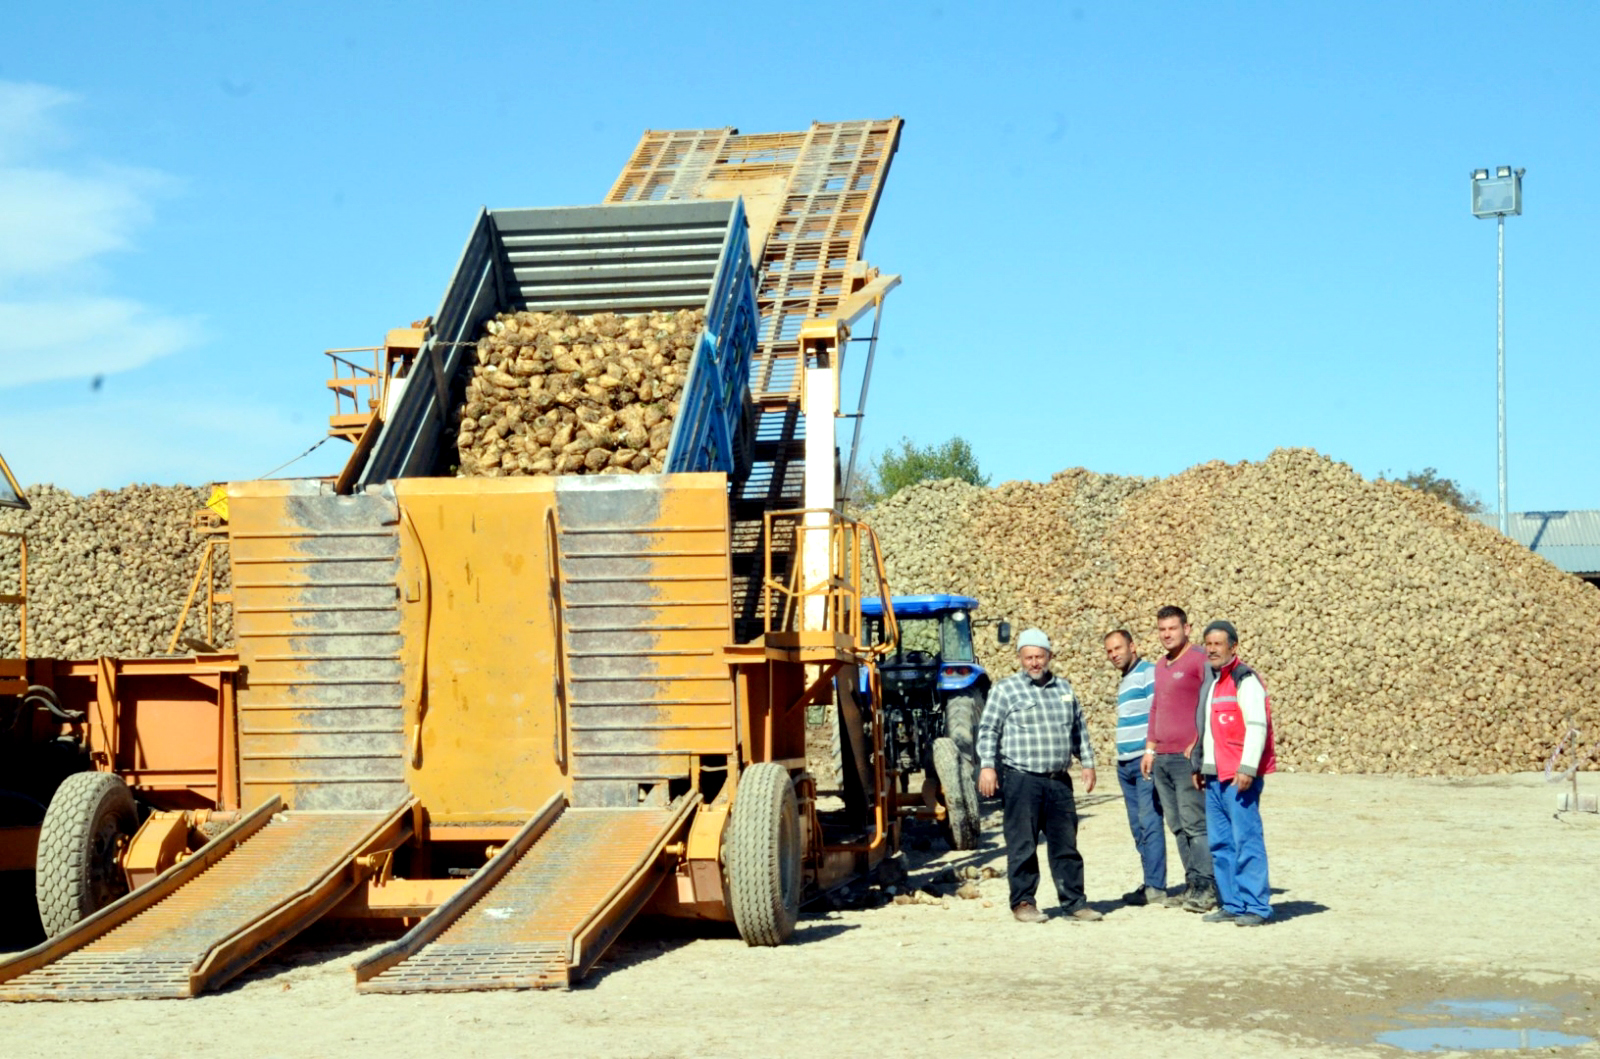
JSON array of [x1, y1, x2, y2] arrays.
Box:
[[3, 1, 1595, 511]]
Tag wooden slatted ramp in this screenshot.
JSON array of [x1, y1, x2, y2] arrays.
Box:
[[0, 798, 412, 1001], [355, 793, 698, 992]]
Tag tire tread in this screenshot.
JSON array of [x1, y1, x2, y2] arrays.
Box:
[[35, 771, 135, 936]]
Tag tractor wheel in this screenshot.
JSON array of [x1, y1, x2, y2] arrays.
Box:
[[724, 762, 801, 946], [933, 737, 980, 850], [35, 772, 137, 936], [943, 690, 984, 773]]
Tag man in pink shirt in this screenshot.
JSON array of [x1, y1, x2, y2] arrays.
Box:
[[1138, 605, 1217, 911]]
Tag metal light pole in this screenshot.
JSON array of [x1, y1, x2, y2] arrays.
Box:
[[1470, 165, 1524, 535]]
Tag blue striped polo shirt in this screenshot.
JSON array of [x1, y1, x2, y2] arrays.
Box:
[[1115, 658, 1156, 762]]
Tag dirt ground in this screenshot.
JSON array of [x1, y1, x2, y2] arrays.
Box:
[[5, 772, 1600, 1059]]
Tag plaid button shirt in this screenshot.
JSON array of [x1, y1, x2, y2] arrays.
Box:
[[978, 670, 1096, 774]]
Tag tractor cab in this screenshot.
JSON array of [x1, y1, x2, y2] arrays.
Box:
[[863, 594, 991, 699]]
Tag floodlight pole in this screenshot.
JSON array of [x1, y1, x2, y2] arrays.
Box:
[[1472, 164, 1520, 536], [1496, 214, 1507, 536]]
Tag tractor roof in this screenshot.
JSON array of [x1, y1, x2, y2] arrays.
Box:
[[860, 594, 980, 618]]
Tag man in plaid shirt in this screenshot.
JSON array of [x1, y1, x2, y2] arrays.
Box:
[[977, 628, 1103, 923]]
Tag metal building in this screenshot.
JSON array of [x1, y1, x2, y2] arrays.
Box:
[[1479, 511, 1600, 588]]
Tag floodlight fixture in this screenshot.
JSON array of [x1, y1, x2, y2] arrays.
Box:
[[1471, 165, 1524, 218]]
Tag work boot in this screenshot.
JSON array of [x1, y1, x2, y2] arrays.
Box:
[[1012, 902, 1047, 924], [1123, 885, 1165, 906], [1202, 909, 1239, 923], [1233, 914, 1268, 927], [1066, 906, 1104, 922], [1182, 884, 1219, 913], [1161, 886, 1190, 908]]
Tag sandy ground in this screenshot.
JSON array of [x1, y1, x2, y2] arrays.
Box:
[[4, 772, 1600, 1059]]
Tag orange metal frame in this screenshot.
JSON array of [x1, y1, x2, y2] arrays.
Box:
[[35, 655, 243, 812]]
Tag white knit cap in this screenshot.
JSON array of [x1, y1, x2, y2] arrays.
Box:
[[1016, 627, 1052, 653]]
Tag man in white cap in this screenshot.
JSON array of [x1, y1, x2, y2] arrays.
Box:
[[977, 628, 1102, 923]]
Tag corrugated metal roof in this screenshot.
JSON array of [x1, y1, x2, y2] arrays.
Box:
[[1473, 510, 1600, 575]]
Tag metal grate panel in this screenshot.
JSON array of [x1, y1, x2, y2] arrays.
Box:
[[360, 807, 677, 992]]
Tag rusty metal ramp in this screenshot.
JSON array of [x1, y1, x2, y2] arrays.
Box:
[[0, 797, 412, 1001], [356, 793, 697, 992]]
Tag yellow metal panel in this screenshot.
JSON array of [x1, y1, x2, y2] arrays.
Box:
[[554, 474, 736, 806], [226, 479, 407, 812], [393, 477, 564, 822]]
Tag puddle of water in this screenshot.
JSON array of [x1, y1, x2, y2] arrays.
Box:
[[1378, 1026, 1593, 1051], [1377, 997, 1593, 1053], [1429, 1000, 1556, 1019]]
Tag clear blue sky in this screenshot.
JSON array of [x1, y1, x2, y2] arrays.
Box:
[[4, 1, 1595, 511]]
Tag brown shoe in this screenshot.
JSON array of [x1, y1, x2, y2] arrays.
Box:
[[1067, 906, 1104, 922], [1012, 901, 1047, 924]]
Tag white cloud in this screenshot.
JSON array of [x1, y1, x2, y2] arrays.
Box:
[[0, 298, 202, 387], [0, 165, 165, 280], [0, 83, 75, 164], [0, 80, 199, 386]]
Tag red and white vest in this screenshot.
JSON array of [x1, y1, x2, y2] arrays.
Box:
[[1209, 659, 1276, 781]]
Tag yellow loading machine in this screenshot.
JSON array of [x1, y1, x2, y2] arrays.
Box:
[[0, 119, 907, 998]]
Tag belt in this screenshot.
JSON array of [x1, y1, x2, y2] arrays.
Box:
[[1005, 765, 1075, 781]]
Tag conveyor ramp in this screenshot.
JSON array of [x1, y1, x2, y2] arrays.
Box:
[[356, 794, 697, 992], [0, 798, 410, 1000]]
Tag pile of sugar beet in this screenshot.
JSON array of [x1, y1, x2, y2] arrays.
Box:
[[6, 433, 1595, 778], [451, 308, 704, 477], [864, 448, 1600, 775], [0, 484, 229, 659]]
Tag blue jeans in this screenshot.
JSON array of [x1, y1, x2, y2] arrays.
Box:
[[1205, 776, 1271, 918], [1116, 758, 1166, 889]]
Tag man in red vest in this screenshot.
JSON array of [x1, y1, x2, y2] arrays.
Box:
[[1190, 620, 1276, 926]]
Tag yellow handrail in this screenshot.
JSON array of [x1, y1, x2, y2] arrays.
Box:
[[759, 508, 896, 659], [167, 539, 230, 653]]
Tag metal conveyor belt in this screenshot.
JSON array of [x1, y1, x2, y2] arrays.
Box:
[[356, 795, 697, 992], [0, 798, 411, 1000]]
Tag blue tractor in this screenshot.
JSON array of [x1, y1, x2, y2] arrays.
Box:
[[859, 594, 1009, 850]]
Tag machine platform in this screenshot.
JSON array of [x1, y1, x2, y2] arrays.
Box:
[[355, 794, 697, 992], [0, 797, 411, 1000]]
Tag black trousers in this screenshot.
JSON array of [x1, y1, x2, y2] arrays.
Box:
[[1001, 766, 1086, 911]]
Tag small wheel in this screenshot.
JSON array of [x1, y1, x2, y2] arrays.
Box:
[[724, 762, 801, 946], [35, 772, 137, 936], [933, 737, 980, 850]]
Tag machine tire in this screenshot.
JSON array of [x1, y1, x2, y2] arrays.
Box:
[[725, 762, 801, 947], [933, 737, 980, 850], [35, 771, 137, 936]]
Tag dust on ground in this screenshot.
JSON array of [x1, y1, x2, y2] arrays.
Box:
[[4, 772, 1599, 1058]]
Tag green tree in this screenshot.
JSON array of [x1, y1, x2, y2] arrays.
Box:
[[1389, 467, 1486, 514], [857, 436, 989, 505]]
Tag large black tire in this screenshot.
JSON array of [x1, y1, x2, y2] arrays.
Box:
[[933, 737, 980, 850], [725, 762, 801, 946], [35, 772, 137, 936]]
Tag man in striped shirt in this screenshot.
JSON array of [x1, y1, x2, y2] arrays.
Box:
[[977, 628, 1102, 924], [1104, 629, 1164, 907]]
